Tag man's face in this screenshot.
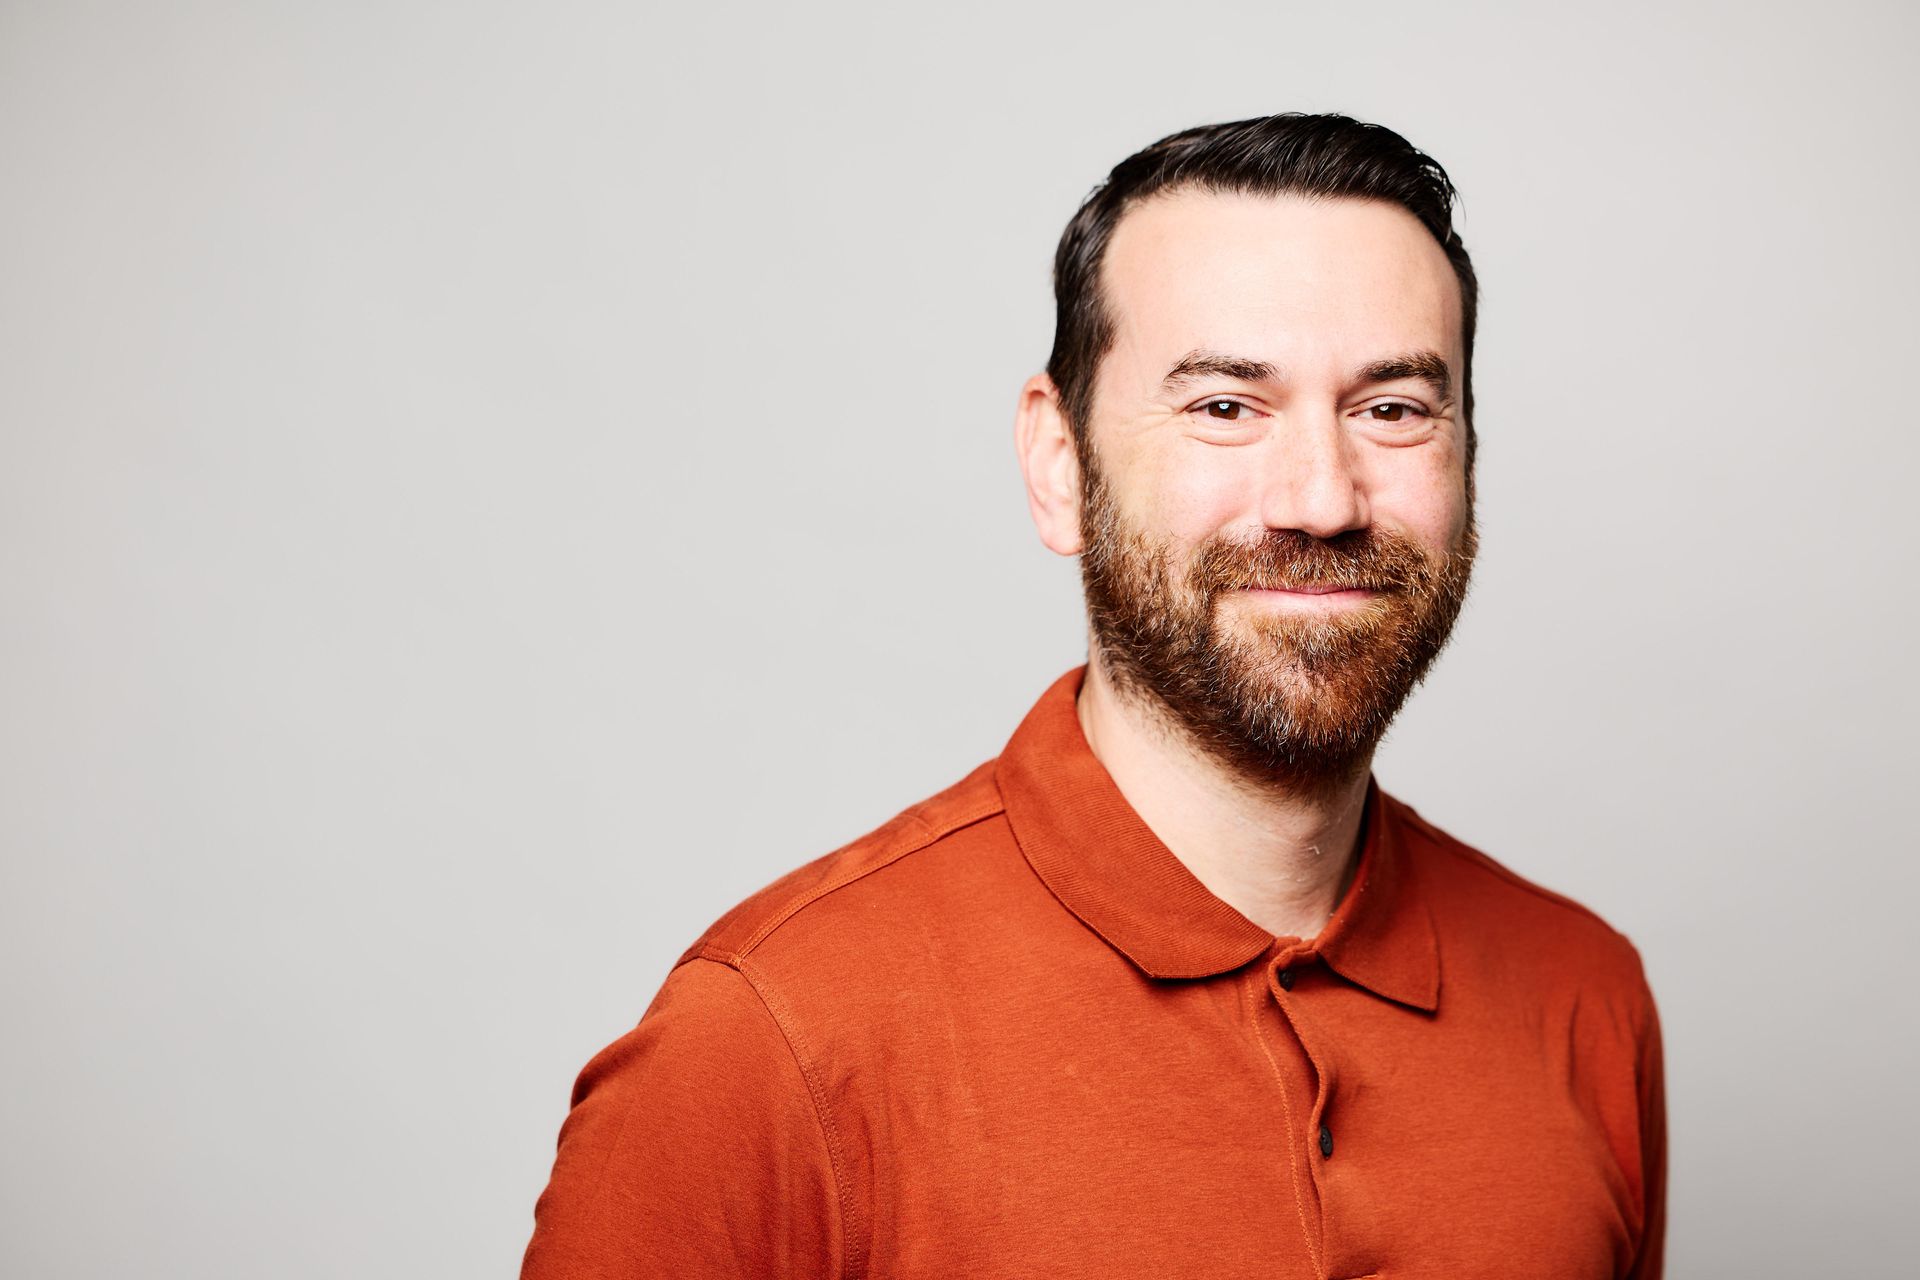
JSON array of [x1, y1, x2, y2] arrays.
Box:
[[1075, 190, 1478, 794]]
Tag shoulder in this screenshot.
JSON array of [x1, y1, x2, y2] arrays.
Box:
[[674, 757, 1010, 971], [1388, 792, 1654, 1001]]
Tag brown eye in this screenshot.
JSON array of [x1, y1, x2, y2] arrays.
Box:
[[1203, 399, 1246, 421], [1370, 403, 1408, 422]]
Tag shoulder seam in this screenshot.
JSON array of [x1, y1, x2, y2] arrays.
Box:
[[728, 955, 858, 1280], [1400, 804, 1630, 942], [696, 789, 1007, 966]]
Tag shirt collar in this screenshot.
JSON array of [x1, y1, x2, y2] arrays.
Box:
[[996, 666, 1439, 1011]]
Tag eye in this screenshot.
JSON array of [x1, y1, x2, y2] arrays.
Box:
[[1358, 400, 1428, 425], [1193, 398, 1258, 422]]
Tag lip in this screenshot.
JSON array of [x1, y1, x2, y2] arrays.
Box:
[[1232, 585, 1382, 608]]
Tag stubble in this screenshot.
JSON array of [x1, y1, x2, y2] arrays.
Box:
[[1077, 457, 1479, 802]]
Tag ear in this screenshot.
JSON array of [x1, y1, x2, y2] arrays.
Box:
[[1014, 372, 1084, 557]]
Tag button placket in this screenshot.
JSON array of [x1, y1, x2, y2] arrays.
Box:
[[1268, 951, 1342, 1199], [1262, 946, 1345, 1239], [1247, 956, 1327, 1272], [1269, 944, 1310, 999]]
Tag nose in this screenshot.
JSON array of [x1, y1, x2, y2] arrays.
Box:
[[1257, 412, 1370, 538]]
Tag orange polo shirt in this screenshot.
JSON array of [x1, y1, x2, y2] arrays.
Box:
[[523, 667, 1666, 1279]]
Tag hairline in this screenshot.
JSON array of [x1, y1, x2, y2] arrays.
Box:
[[1072, 183, 1469, 455]]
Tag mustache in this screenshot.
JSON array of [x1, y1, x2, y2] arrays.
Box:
[[1188, 527, 1430, 593]]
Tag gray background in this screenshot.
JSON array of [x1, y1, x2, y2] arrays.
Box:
[[3, 1, 1914, 1275]]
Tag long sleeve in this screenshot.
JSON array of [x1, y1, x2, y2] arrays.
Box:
[[520, 957, 843, 1279]]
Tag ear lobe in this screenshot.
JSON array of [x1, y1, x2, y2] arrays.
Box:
[[1014, 373, 1084, 557]]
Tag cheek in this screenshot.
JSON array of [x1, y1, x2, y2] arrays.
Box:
[[1133, 449, 1262, 543], [1369, 452, 1470, 550]]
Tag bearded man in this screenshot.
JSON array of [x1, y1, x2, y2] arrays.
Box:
[[522, 113, 1667, 1280]]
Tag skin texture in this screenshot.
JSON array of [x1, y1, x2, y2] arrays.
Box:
[[1015, 190, 1477, 940]]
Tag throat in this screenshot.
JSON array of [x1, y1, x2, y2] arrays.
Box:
[[1076, 657, 1373, 941]]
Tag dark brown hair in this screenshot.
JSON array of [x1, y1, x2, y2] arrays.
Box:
[[1046, 113, 1480, 484]]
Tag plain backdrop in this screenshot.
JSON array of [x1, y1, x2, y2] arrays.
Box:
[[3, 1, 1916, 1275]]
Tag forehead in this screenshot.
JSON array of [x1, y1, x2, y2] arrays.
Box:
[[1097, 189, 1463, 394]]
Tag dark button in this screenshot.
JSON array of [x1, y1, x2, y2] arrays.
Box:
[[1318, 1125, 1334, 1158], [1277, 968, 1295, 991]]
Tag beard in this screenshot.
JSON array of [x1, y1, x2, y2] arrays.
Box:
[[1078, 457, 1479, 801]]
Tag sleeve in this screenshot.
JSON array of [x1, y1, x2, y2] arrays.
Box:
[[520, 956, 843, 1279], [1625, 971, 1667, 1280]]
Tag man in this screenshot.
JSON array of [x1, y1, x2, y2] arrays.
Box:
[[522, 113, 1666, 1279]]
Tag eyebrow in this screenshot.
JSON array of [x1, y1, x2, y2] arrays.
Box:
[[1355, 350, 1453, 404], [1159, 350, 1281, 395], [1158, 347, 1454, 404]]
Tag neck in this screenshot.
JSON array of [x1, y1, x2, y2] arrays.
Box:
[[1075, 656, 1372, 942]]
